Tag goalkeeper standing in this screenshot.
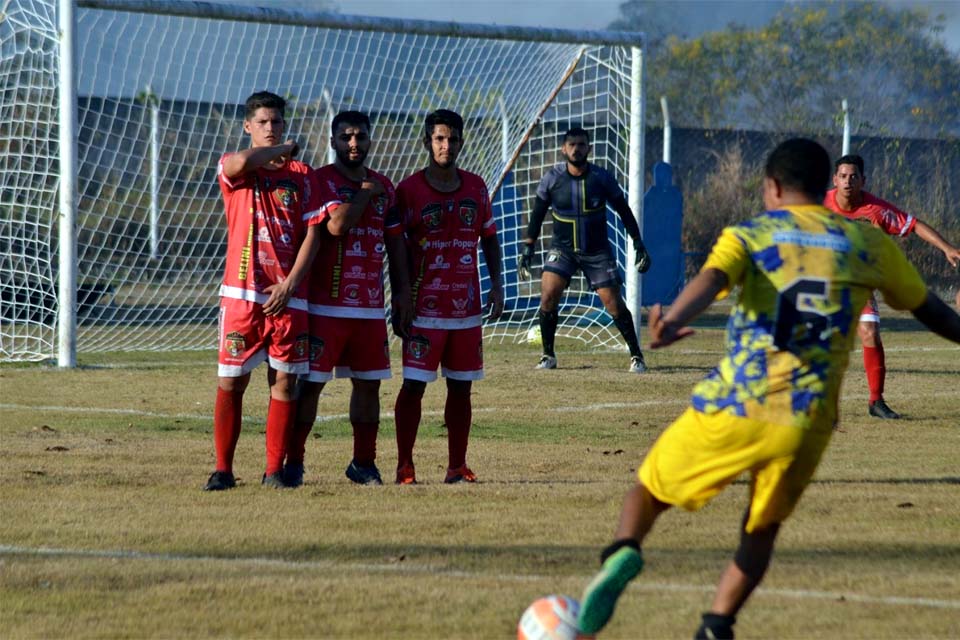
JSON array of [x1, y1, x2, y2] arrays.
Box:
[[518, 127, 652, 373]]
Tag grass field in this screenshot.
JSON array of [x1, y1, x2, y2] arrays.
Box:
[[2, 308, 959, 639]]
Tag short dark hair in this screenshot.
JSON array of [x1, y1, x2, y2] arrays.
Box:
[[764, 138, 831, 201], [834, 154, 865, 175], [563, 127, 590, 143], [331, 110, 371, 135], [424, 109, 464, 138], [244, 91, 286, 120]]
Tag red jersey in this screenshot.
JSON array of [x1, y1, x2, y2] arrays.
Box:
[[217, 154, 320, 309], [307, 165, 401, 319], [398, 169, 497, 329], [823, 189, 917, 237]]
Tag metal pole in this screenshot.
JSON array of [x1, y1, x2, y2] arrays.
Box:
[[498, 96, 509, 164], [626, 45, 645, 339], [841, 99, 850, 155], [660, 95, 670, 164], [149, 85, 160, 259], [58, 0, 78, 368], [323, 87, 336, 165]]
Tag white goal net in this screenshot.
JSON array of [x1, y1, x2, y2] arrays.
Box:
[[1, 0, 643, 363]]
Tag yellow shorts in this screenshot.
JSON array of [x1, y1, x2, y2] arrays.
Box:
[[638, 408, 832, 532]]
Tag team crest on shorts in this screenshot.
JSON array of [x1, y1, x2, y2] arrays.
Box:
[[421, 203, 442, 228], [408, 334, 430, 360], [547, 250, 561, 263], [225, 331, 245, 357], [309, 336, 325, 362], [295, 333, 309, 358], [459, 199, 477, 226], [273, 179, 299, 209]]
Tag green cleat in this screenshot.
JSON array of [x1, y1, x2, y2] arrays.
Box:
[[578, 547, 644, 634]]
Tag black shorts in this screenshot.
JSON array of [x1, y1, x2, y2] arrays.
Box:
[[543, 247, 621, 290]]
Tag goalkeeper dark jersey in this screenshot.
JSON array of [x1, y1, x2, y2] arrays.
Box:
[[527, 162, 639, 253]]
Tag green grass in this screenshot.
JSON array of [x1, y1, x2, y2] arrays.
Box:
[[1, 309, 959, 639]]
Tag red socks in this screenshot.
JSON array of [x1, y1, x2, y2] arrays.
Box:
[[213, 387, 243, 473], [395, 386, 424, 467], [863, 344, 885, 403], [352, 421, 379, 466], [445, 387, 472, 469], [264, 397, 295, 476]]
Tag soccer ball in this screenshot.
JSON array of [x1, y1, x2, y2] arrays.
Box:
[[518, 594, 585, 640], [526, 325, 542, 345]]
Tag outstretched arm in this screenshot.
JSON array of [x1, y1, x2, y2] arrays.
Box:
[[222, 140, 299, 179], [910, 291, 960, 343], [648, 268, 728, 348], [915, 221, 960, 268]]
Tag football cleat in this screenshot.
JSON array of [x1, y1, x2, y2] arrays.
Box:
[[578, 546, 644, 634], [203, 470, 236, 491], [629, 355, 647, 374], [283, 462, 305, 488], [694, 613, 737, 639], [395, 461, 417, 485], [345, 460, 383, 485], [536, 355, 557, 370], [261, 471, 290, 489], [444, 464, 477, 484], [868, 399, 900, 419]]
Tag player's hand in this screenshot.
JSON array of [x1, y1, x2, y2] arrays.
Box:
[[284, 139, 300, 158], [391, 292, 413, 340], [648, 303, 694, 349], [360, 176, 386, 197], [486, 283, 504, 321], [943, 246, 960, 269], [262, 281, 294, 316], [517, 242, 535, 280], [635, 241, 651, 274]]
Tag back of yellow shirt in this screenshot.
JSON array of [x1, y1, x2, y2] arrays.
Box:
[[692, 204, 927, 431]]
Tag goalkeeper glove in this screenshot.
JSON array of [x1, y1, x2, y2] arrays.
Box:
[[634, 239, 651, 274], [518, 242, 536, 280]]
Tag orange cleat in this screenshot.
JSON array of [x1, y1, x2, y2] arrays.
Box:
[[444, 464, 477, 484], [395, 461, 417, 485]]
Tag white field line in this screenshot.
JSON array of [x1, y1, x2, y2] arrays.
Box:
[[1, 386, 956, 424], [0, 544, 957, 610]]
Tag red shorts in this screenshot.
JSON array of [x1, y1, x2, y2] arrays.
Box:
[[859, 293, 880, 323], [218, 297, 309, 377], [306, 315, 391, 383], [401, 325, 484, 383]]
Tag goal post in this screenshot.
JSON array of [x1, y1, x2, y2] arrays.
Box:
[[1, 0, 645, 364]]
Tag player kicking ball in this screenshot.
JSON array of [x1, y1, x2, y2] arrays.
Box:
[[577, 138, 960, 638]]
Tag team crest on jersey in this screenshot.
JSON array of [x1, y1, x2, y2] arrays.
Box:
[[337, 186, 357, 201], [294, 333, 309, 358], [225, 331, 245, 358], [421, 203, 442, 228], [273, 179, 300, 209], [373, 196, 386, 215], [459, 199, 477, 226], [309, 336, 325, 362], [408, 334, 430, 360]]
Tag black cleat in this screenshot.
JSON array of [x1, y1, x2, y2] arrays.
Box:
[[694, 613, 736, 639], [868, 399, 901, 419], [283, 462, 305, 488], [345, 460, 383, 485], [261, 471, 290, 489], [203, 470, 235, 491]]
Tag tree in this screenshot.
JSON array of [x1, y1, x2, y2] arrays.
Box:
[[614, 2, 960, 137]]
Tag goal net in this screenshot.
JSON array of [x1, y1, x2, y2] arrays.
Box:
[[1, 0, 642, 362]]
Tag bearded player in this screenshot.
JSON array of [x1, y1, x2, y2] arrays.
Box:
[[824, 154, 960, 419], [393, 109, 504, 485], [286, 110, 412, 486], [205, 91, 322, 491]]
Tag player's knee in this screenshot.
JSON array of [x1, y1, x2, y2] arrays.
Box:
[[218, 375, 249, 394], [858, 321, 879, 344], [446, 378, 471, 397], [402, 379, 427, 397], [733, 524, 780, 581]]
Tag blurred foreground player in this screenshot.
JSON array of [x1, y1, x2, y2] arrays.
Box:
[[577, 139, 960, 638]]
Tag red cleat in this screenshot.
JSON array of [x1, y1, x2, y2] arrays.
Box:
[[444, 464, 477, 484]]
